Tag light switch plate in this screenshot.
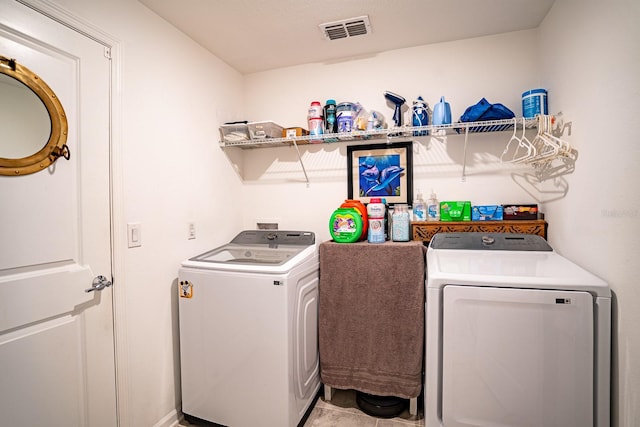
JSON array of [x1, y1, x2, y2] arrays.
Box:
[[127, 223, 142, 248]]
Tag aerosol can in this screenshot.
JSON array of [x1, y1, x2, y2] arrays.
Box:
[[412, 96, 429, 136]]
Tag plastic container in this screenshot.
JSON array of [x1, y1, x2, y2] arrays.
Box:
[[426, 190, 440, 221], [308, 101, 323, 119], [247, 121, 284, 139], [367, 198, 386, 244], [392, 204, 410, 242], [329, 207, 363, 243], [337, 102, 355, 133], [219, 122, 249, 143], [381, 198, 389, 240], [340, 199, 368, 240], [522, 89, 548, 118], [308, 117, 324, 143], [433, 96, 451, 125], [432, 96, 452, 125], [413, 190, 427, 221], [324, 100, 338, 134]]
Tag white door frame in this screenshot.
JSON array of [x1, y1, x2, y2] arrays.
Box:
[[15, 0, 130, 424]]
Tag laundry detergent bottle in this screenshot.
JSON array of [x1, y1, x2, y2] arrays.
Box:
[[340, 199, 368, 240], [329, 207, 363, 243]]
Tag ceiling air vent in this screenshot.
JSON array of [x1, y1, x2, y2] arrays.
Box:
[[320, 16, 371, 41]]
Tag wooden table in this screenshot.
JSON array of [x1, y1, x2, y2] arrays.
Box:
[[411, 219, 548, 242]]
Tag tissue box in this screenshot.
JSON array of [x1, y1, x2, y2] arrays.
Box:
[[472, 205, 504, 221], [440, 201, 471, 221], [502, 204, 539, 220]]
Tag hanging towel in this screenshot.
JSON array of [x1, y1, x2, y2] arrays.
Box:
[[318, 240, 425, 399]]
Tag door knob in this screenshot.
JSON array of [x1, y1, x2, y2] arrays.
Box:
[[85, 275, 113, 293]]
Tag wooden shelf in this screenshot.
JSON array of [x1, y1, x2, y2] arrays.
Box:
[[411, 219, 548, 242]]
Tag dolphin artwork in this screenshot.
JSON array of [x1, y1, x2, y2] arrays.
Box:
[[358, 154, 404, 197]]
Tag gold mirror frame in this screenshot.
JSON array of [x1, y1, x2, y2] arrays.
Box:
[[0, 55, 69, 176]]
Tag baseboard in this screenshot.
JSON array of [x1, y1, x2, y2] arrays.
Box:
[[153, 408, 181, 427]]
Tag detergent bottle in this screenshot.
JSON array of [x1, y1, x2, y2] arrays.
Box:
[[324, 99, 338, 134], [340, 199, 368, 240], [308, 101, 323, 143], [329, 207, 363, 243], [366, 198, 386, 244]]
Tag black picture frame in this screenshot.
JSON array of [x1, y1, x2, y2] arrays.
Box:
[[347, 141, 413, 206]]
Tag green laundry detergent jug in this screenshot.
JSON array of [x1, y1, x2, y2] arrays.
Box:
[[329, 207, 363, 243]]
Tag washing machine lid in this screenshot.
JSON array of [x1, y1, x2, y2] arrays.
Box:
[[182, 230, 316, 270], [430, 232, 552, 251], [427, 233, 610, 296]]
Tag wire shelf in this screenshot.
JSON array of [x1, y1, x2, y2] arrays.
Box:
[[219, 118, 538, 149]]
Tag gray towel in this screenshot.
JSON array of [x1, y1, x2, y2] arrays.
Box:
[[319, 240, 426, 399]]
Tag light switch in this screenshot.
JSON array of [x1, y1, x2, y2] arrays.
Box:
[[127, 223, 142, 248]]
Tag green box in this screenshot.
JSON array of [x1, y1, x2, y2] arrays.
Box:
[[440, 201, 471, 221]]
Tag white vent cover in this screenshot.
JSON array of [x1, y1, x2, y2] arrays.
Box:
[[319, 15, 371, 41]]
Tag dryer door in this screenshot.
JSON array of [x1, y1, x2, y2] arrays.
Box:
[[442, 285, 593, 427]]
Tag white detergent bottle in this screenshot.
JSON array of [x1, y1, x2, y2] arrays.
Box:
[[413, 190, 427, 221], [426, 190, 440, 221]]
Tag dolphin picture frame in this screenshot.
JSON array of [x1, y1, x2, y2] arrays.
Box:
[[347, 141, 413, 206]]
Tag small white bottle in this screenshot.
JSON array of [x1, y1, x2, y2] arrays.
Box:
[[413, 190, 427, 221], [426, 190, 440, 221]]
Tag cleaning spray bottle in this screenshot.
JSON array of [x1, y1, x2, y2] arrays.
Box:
[[426, 190, 440, 221]]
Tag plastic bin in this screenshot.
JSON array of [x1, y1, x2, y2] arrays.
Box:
[[247, 121, 284, 139]]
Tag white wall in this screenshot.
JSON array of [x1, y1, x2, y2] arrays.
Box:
[[32, 0, 245, 426], [241, 29, 545, 242], [539, 0, 640, 425]]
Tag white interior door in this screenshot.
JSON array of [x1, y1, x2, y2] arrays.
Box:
[[0, 2, 116, 426]]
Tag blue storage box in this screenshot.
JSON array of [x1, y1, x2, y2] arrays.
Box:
[[472, 205, 504, 221]]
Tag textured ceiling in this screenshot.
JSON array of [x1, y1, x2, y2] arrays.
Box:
[[139, 0, 556, 74]]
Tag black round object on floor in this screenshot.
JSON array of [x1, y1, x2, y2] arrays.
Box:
[[355, 391, 407, 418]]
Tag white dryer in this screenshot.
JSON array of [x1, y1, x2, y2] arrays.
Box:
[[178, 230, 320, 427], [425, 233, 611, 427]]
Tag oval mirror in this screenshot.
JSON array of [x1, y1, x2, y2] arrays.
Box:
[[0, 55, 69, 176]]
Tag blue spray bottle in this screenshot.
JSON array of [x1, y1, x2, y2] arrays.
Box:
[[412, 96, 429, 136]]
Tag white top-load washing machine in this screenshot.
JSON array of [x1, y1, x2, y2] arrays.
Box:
[[178, 230, 320, 427], [425, 233, 611, 427]]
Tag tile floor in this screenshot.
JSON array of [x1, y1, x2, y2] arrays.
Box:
[[304, 388, 423, 427], [179, 387, 423, 427]]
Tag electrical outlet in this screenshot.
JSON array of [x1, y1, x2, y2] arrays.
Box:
[[188, 222, 196, 240], [257, 222, 278, 230]]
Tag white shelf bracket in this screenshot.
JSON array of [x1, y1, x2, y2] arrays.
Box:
[[461, 126, 469, 182], [291, 140, 310, 185]]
